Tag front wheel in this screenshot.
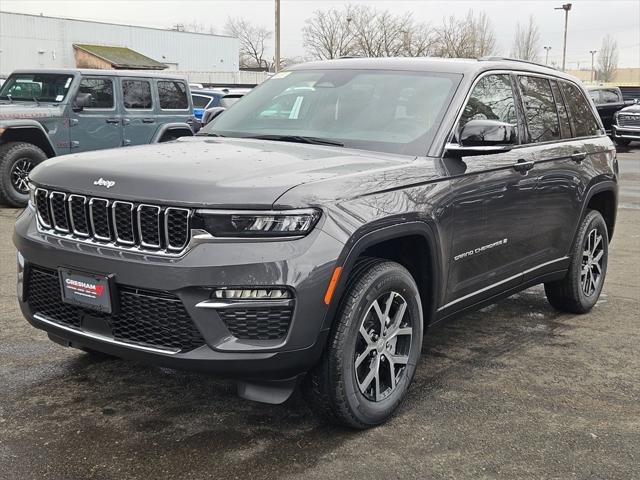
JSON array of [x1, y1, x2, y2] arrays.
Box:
[[0, 141, 47, 207], [304, 260, 423, 429], [545, 210, 609, 313]]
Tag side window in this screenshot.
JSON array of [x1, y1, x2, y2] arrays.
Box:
[[158, 81, 188, 109], [588, 90, 600, 104], [122, 80, 152, 109], [559, 81, 601, 138], [78, 78, 114, 109], [600, 89, 621, 103], [550, 80, 572, 139], [459, 74, 518, 137], [518, 76, 561, 143], [192, 94, 212, 108]]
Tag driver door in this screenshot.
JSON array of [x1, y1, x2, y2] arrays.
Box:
[[443, 73, 539, 310], [70, 76, 122, 152]]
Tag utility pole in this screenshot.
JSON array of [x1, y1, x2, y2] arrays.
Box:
[[554, 3, 572, 71], [275, 0, 281, 72], [590, 49, 597, 82], [543, 46, 552, 65]]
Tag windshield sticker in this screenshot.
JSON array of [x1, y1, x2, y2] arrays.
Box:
[[454, 238, 508, 261], [55, 94, 64, 102], [64, 78, 72, 88], [272, 71, 292, 79]]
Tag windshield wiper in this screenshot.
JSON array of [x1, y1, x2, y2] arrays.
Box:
[[245, 134, 344, 147]]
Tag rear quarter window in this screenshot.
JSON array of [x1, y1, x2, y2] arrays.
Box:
[[560, 82, 601, 138], [158, 81, 188, 109]]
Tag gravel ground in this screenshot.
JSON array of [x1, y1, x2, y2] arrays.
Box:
[[0, 149, 638, 480]]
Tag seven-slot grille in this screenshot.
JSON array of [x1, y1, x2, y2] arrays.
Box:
[[618, 114, 640, 128], [34, 188, 191, 253]]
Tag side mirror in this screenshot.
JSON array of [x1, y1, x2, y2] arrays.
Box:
[[446, 119, 517, 156], [72, 92, 92, 112], [202, 106, 226, 125]]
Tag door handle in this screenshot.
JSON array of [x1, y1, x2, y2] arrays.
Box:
[[105, 118, 120, 124], [571, 151, 587, 163], [513, 159, 534, 174], [142, 118, 155, 123]]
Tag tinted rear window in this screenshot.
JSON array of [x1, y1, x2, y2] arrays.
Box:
[[560, 82, 601, 137], [518, 76, 560, 143], [192, 94, 212, 108], [158, 81, 188, 109], [122, 80, 152, 109]]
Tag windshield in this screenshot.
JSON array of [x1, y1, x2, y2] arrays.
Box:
[[0, 73, 75, 102], [202, 69, 461, 156]]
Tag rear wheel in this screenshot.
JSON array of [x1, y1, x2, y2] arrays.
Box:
[[0, 142, 47, 207], [303, 260, 423, 429], [545, 210, 608, 313]]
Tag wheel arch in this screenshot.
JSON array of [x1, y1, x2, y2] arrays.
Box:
[[152, 123, 194, 143], [321, 221, 443, 332], [581, 180, 618, 241], [0, 124, 56, 157]]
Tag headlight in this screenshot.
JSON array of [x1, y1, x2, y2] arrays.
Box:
[[194, 208, 321, 238]]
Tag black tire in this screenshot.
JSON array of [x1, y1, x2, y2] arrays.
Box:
[[544, 210, 609, 313], [303, 259, 423, 429], [614, 137, 631, 147], [0, 142, 47, 207]]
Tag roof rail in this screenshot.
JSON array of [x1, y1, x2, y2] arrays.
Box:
[[479, 56, 558, 71]]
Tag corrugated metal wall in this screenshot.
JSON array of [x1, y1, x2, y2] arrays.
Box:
[[0, 11, 240, 76]]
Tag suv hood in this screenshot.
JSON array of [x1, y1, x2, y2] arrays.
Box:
[[0, 103, 63, 120], [30, 137, 434, 208]]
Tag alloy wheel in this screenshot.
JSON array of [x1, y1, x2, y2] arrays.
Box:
[[354, 291, 413, 402], [10, 158, 34, 194], [581, 228, 604, 297]]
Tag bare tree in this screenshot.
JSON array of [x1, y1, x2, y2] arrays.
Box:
[[303, 5, 437, 60], [302, 7, 356, 59], [597, 35, 619, 82], [225, 17, 273, 70], [511, 15, 540, 62], [435, 10, 496, 58]]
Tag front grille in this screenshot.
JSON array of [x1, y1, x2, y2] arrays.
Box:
[[218, 306, 293, 340], [34, 188, 191, 254], [26, 267, 205, 352], [618, 114, 640, 128]]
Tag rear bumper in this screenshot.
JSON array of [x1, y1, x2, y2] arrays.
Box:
[[14, 207, 343, 380]]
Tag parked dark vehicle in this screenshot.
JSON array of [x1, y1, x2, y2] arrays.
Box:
[[0, 69, 195, 207], [587, 86, 632, 134], [611, 103, 640, 146], [15, 58, 618, 428]]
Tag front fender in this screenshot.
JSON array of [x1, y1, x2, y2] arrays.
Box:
[[0, 120, 57, 156]]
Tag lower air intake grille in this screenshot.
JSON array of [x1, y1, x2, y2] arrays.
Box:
[[218, 307, 293, 340], [26, 267, 205, 352]]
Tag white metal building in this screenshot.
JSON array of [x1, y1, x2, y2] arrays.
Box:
[[0, 11, 240, 76]]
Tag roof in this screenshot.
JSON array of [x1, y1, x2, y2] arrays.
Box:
[[11, 68, 187, 80], [73, 44, 168, 70], [289, 57, 577, 81]]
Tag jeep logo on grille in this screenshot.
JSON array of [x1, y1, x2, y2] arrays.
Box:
[[93, 178, 116, 189]]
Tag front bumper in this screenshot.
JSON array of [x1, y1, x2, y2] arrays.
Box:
[[14, 207, 343, 380], [612, 125, 640, 141]]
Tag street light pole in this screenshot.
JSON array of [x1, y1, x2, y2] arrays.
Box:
[[590, 49, 597, 82], [543, 46, 552, 65], [275, 0, 281, 72], [554, 3, 572, 71]]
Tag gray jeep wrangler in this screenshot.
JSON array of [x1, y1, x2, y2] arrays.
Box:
[[0, 69, 195, 207]]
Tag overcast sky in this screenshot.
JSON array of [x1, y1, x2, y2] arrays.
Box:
[[2, 0, 639, 67]]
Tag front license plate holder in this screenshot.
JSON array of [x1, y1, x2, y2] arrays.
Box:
[[59, 268, 117, 314]]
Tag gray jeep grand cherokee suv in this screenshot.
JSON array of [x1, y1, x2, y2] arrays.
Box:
[[14, 58, 618, 428]]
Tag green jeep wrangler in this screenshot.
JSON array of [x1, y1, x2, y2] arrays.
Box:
[[0, 69, 195, 207]]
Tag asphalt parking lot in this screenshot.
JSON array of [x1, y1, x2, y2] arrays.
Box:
[[1, 149, 638, 480]]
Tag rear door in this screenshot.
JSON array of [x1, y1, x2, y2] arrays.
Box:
[[70, 76, 122, 152], [120, 78, 156, 146], [524, 77, 609, 274]]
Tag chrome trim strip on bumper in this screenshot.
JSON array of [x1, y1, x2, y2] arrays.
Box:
[[437, 257, 569, 312], [33, 313, 181, 355], [195, 299, 294, 309]]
